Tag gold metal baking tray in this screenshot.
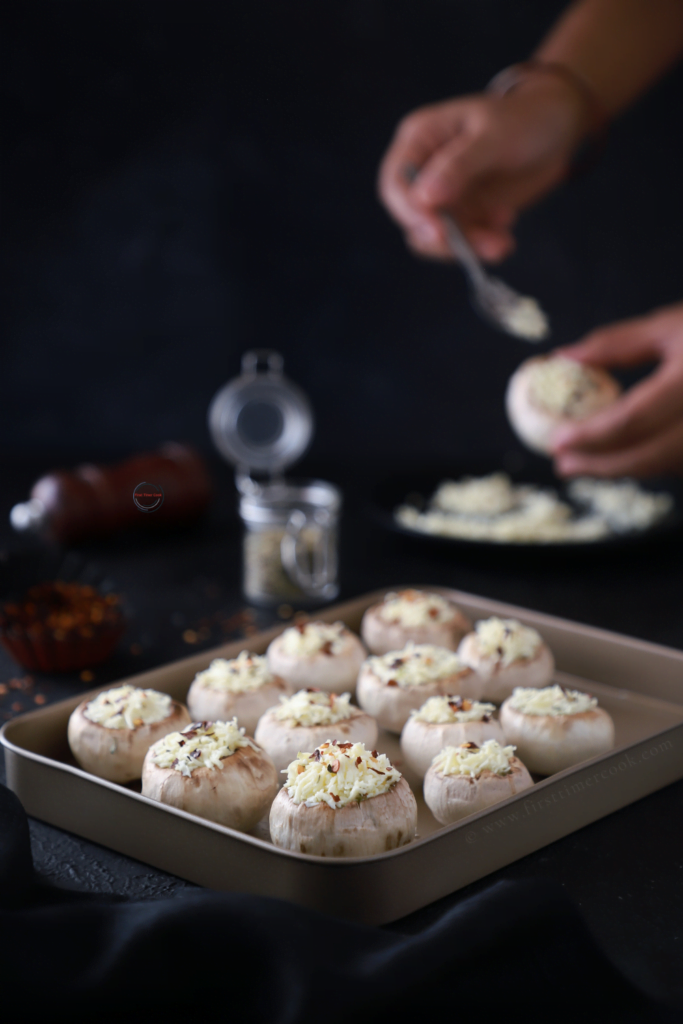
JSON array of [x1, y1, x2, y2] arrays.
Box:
[[3, 586, 683, 924]]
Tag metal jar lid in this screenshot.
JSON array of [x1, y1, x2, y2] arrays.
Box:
[[208, 350, 314, 475]]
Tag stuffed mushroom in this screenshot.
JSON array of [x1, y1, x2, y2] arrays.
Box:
[[424, 739, 533, 824], [500, 684, 615, 775], [269, 740, 417, 857], [457, 617, 554, 704], [68, 684, 191, 783], [361, 589, 471, 655], [356, 643, 483, 734], [505, 354, 621, 456], [186, 651, 290, 735], [142, 719, 279, 831], [254, 688, 378, 773], [266, 620, 366, 694], [400, 695, 504, 777]]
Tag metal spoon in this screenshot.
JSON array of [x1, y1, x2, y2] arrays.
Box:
[[404, 164, 550, 341]]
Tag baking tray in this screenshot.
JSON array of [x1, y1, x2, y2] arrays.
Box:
[[3, 586, 683, 925]]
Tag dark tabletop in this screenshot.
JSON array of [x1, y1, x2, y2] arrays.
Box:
[[1, 454, 682, 1008]]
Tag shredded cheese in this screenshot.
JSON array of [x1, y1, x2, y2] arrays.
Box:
[[411, 695, 496, 724], [377, 589, 454, 626], [568, 478, 674, 533], [472, 618, 542, 666], [432, 474, 521, 517], [527, 357, 610, 418], [150, 719, 257, 777], [83, 685, 172, 730], [284, 740, 401, 809], [278, 621, 352, 657], [366, 643, 467, 687], [508, 684, 597, 716], [501, 296, 548, 341], [192, 651, 273, 693], [432, 739, 516, 778], [273, 689, 356, 727]]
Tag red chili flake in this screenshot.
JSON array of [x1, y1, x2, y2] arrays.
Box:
[[327, 759, 340, 774], [9, 679, 23, 690], [34, 694, 46, 705], [0, 684, 7, 696], [355, 756, 362, 767], [305, 687, 320, 693], [371, 750, 379, 758], [386, 679, 398, 688], [369, 767, 385, 775], [11, 702, 22, 712], [496, 646, 504, 656], [428, 607, 439, 619], [320, 641, 334, 656], [296, 622, 307, 634], [389, 658, 404, 669], [462, 741, 479, 750], [481, 714, 491, 722], [313, 749, 322, 761], [337, 742, 353, 750], [190, 749, 201, 759], [331, 793, 340, 802]]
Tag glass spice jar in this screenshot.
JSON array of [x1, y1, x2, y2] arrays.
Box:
[[239, 478, 340, 607]]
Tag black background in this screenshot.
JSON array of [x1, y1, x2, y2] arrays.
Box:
[[4, 0, 683, 471]]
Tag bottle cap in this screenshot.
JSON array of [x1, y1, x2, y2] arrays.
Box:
[[207, 350, 314, 475]]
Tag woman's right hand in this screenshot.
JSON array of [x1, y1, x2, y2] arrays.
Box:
[[377, 72, 590, 263]]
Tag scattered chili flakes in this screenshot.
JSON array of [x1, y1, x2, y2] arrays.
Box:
[[183, 629, 198, 644], [428, 607, 439, 619], [371, 750, 378, 759], [0, 684, 6, 696], [320, 640, 334, 656], [355, 756, 362, 767], [80, 670, 95, 683], [34, 694, 46, 705], [331, 793, 340, 802], [386, 679, 398, 687]]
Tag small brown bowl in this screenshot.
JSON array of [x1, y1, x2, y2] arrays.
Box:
[[0, 581, 126, 673]]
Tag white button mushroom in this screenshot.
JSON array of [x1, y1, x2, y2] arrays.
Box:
[[254, 688, 378, 773], [266, 621, 367, 695], [423, 740, 533, 824], [269, 740, 417, 857], [506, 354, 621, 456], [141, 719, 279, 832], [356, 643, 484, 734], [499, 685, 615, 775], [400, 695, 504, 777], [67, 684, 191, 783], [457, 618, 554, 704], [186, 651, 291, 735], [361, 589, 471, 655]]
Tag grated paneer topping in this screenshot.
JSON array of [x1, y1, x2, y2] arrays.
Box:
[[273, 689, 356, 727], [192, 651, 273, 693], [527, 357, 610, 418], [432, 739, 516, 778], [508, 684, 598, 716], [284, 740, 401, 809], [501, 297, 549, 341], [412, 695, 497, 725], [366, 643, 467, 688], [377, 589, 454, 627], [84, 685, 172, 730], [150, 719, 257, 777], [279, 621, 352, 657], [472, 618, 542, 666], [432, 474, 521, 518], [568, 478, 674, 533]]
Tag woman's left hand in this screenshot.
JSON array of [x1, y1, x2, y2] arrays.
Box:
[[551, 302, 683, 478]]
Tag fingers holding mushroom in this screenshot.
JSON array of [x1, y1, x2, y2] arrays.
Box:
[[361, 589, 471, 655], [187, 651, 291, 735], [500, 684, 615, 775], [67, 684, 191, 783]]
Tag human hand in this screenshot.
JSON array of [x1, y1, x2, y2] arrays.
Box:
[[377, 74, 588, 263], [552, 303, 683, 478]]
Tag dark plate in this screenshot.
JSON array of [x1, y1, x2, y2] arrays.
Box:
[[371, 462, 683, 557]]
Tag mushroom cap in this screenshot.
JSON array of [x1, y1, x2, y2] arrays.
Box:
[[400, 715, 506, 778], [457, 635, 554, 704], [141, 741, 279, 831], [186, 675, 291, 735], [423, 757, 533, 825], [356, 664, 484, 734], [269, 775, 417, 856], [499, 701, 615, 775], [254, 707, 378, 773], [361, 600, 471, 656], [67, 699, 191, 783], [505, 355, 621, 456], [266, 631, 367, 694]]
